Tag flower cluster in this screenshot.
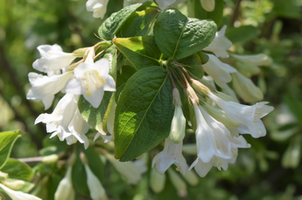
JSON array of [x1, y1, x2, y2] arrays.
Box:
[[151, 25, 273, 178], [27, 43, 116, 148]]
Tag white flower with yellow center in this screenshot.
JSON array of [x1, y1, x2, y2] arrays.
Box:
[[66, 58, 115, 108]]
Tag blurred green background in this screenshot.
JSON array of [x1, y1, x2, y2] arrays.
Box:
[[0, 0, 301, 199]]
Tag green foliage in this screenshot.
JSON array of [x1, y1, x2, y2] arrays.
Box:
[[114, 66, 173, 161], [1, 158, 33, 181], [0, 131, 20, 169], [154, 8, 217, 60]]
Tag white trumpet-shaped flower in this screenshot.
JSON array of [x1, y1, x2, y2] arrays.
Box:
[[86, 0, 109, 18], [35, 93, 90, 148], [27, 71, 73, 110], [152, 138, 188, 175], [203, 25, 232, 58], [0, 183, 41, 200], [202, 54, 237, 88], [54, 166, 75, 200], [169, 106, 186, 143], [65, 58, 115, 108], [33, 44, 76, 74], [84, 163, 107, 200], [208, 93, 274, 138]]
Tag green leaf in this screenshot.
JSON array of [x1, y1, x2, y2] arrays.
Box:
[[118, 8, 159, 37], [179, 53, 204, 80], [0, 131, 21, 169], [113, 36, 162, 70], [82, 146, 105, 182], [116, 65, 137, 101], [78, 92, 112, 133], [273, 0, 301, 19], [1, 158, 33, 181], [206, 0, 224, 26], [225, 25, 260, 44], [114, 66, 174, 161], [98, 3, 143, 40], [154, 8, 217, 60]]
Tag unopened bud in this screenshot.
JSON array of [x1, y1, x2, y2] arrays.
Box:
[[72, 47, 90, 57], [182, 170, 199, 186], [231, 53, 272, 66], [191, 80, 210, 96], [173, 88, 182, 107], [204, 103, 240, 128], [150, 167, 166, 193], [235, 61, 260, 77], [169, 106, 186, 143], [182, 144, 197, 155], [42, 154, 59, 164], [232, 72, 263, 102], [186, 86, 199, 105], [3, 180, 25, 190], [167, 169, 187, 197]]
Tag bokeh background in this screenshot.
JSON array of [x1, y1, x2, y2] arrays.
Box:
[[0, 0, 301, 199]]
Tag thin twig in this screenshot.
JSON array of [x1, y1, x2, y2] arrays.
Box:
[[230, 0, 242, 27]]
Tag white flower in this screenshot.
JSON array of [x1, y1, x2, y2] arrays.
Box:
[[230, 53, 272, 66], [169, 106, 186, 143], [152, 138, 188, 175], [0, 183, 41, 200], [104, 153, 145, 184], [35, 93, 90, 148], [202, 54, 237, 88], [200, 0, 215, 12], [33, 44, 76, 74], [54, 166, 75, 200], [208, 93, 274, 138], [203, 25, 232, 58], [232, 72, 263, 102], [123, 0, 148, 7], [65, 58, 115, 108], [84, 163, 107, 200], [27, 71, 73, 110], [86, 0, 109, 18]]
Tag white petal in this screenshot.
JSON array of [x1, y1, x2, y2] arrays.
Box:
[[0, 183, 41, 200]]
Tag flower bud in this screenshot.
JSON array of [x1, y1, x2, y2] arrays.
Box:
[[191, 80, 210, 97], [186, 86, 199, 105], [200, 0, 215, 12], [42, 154, 59, 164], [231, 53, 272, 66], [3, 180, 25, 190], [167, 169, 187, 197], [182, 170, 199, 186], [150, 167, 166, 193], [232, 72, 263, 102], [169, 106, 186, 143], [203, 103, 240, 129], [0, 183, 41, 200], [235, 61, 260, 77], [182, 144, 197, 155], [55, 166, 75, 200], [72, 47, 90, 58]]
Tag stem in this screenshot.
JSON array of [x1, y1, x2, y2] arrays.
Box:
[[230, 0, 242, 27], [168, 69, 176, 88]]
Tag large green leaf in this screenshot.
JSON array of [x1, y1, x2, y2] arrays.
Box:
[[72, 147, 89, 196], [1, 158, 33, 181], [0, 131, 20, 169], [114, 66, 174, 161], [113, 36, 162, 70], [98, 3, 143, 40], [154, 8, 217, 60], [116, 65, 137, 101], [118, 8, 159, 37]]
